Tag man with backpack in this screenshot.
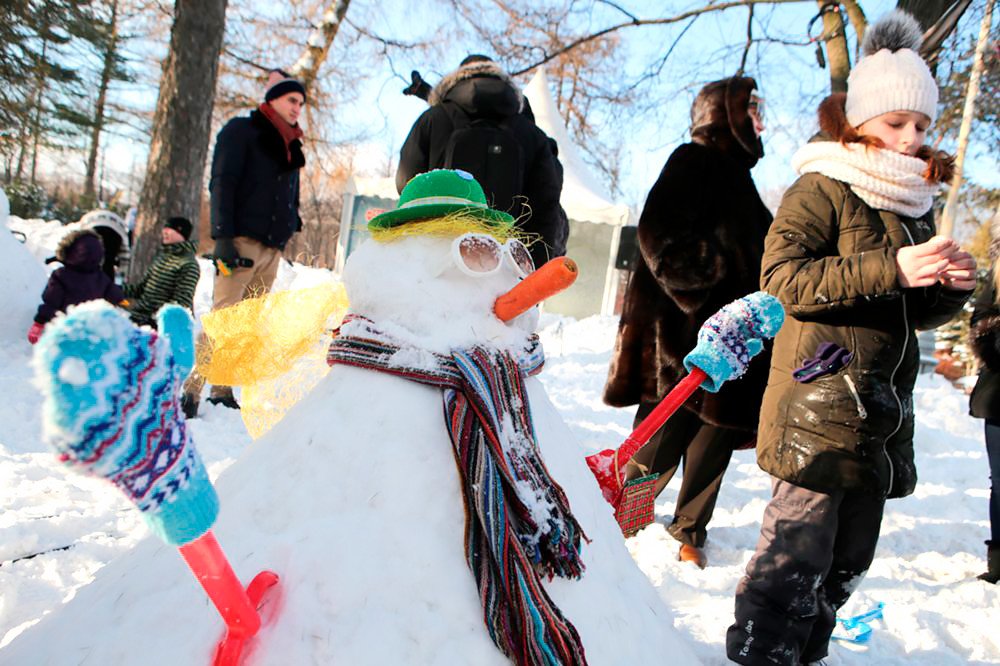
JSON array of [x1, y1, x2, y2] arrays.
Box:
[[395, 55, 567, 268]]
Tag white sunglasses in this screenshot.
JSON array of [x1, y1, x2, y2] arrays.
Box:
[[443, 232, 535, 279]]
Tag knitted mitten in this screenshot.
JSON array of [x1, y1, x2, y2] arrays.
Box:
[[683, 291, 785, 392], [33, 302, 218, 546]]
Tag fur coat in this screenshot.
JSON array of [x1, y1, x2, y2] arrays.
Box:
[[603, 77, 773, 431]]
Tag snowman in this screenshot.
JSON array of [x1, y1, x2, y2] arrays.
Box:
[[9, 170, 699, 665]]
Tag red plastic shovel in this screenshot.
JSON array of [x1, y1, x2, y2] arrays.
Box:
[[586, 367, 707, 504], [178, 531, 279, 666]]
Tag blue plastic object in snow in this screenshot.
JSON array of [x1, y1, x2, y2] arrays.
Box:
[[831, 602, 885, 644]]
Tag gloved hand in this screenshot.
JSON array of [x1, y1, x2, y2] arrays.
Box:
[[212, 237, 239, 270], [683, 292, 785, 392], [32, 302, 217, 546], [27, 321, 44, 345], [402, 70, 431, 100]]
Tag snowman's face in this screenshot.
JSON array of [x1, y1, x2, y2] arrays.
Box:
[[343, 234, 539, 354]]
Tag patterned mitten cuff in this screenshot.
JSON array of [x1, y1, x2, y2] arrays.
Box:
[[33, 301, 218, 546]]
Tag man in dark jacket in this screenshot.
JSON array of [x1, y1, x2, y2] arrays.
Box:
[[395, 55, 567, 268], [124, 216, 200, 328], [603, 77, 772, 567], [183, 69, 306, 416]]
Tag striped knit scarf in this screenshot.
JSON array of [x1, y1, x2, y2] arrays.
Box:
[[328, 317, 588, 666]]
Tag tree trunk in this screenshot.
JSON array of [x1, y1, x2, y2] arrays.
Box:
[[128, 0, 228, 282], [841, 0, 867, 57], [18, 29, 50, 182], [897, 0, 952, 29], [85, 0, 119, 202], [938, 0, 994, 238], [289, 0, 351, 93], [819, 0, 851, 93]]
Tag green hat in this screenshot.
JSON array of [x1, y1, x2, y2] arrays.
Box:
[[368, 169, 515, 230]]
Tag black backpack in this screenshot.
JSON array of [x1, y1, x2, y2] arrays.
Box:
[[443, 116, 524, 216]]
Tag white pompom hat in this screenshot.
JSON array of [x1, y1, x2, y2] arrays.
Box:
[[846, 10, 938, 127]]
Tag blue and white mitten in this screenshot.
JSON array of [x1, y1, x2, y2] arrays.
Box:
[[683, 291, 785, 392], [33, 302, 218, 546]]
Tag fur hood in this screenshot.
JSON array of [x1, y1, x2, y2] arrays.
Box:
[[817, 93, 954, 184], [54, 229, 104, 268], [429, 60, 524, 113], [690, 76, 763, 167]]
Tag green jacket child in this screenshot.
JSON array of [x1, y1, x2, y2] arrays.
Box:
[[126, 217, 201, 327]]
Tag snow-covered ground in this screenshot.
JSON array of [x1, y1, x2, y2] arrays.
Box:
[[2, 214, 998, 664]]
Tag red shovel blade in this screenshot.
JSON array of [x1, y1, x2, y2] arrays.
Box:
[[213, 570, 280, 666], [585, 448, 621, 503]]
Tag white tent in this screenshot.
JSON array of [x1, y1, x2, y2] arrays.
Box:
[[522, 67, 632, 318], [523, 69, 630, 228], [338, 68, 633, 318]]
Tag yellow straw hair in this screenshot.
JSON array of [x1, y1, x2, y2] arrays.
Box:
[[368, 211, 539, 249], [196, 283, 349, 438]]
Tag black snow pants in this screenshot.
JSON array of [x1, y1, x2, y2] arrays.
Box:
[[726, 478, 885, 665]]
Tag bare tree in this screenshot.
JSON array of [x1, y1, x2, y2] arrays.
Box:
[[289, 0, 352, 93], [939, 0, 995, 237], [84, 0, 122, 201], [817, 1, 851, 92], [129, 0, 227, 281]]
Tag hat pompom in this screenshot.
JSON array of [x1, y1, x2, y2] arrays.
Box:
[[862, 10, 923, 56]]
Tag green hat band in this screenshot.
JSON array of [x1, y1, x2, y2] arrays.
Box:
[[400, 195, 488, 210]]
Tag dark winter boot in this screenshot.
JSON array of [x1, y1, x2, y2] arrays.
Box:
[[978, 541, 1000, 584], [206, 386, 240, 410], [180, 393, 199, 420]]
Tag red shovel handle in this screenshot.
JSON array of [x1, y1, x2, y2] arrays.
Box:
[[617, 368, 707, 467], [178, 531, 279, 665], [586, 368, 709, 503]]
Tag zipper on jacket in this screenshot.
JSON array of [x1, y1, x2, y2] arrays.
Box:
[[882, 223, 919, 496], [843, 375, 868, 420]]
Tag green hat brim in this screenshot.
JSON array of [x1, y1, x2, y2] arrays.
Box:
[[368, 202, 514, 230]]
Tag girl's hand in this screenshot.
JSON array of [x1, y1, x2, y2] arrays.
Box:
[[896, 236, 957, 288], [939, 250, 977, 291]]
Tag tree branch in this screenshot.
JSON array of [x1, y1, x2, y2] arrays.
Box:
[[222, 47, 271, 73], [509, 0, 813, 76], [738, 4, 755, 75]]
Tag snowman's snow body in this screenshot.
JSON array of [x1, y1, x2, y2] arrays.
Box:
[[5, 229, 699, 665]]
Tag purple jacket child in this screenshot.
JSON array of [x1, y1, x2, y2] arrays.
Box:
[[29, 229, 126, 344]]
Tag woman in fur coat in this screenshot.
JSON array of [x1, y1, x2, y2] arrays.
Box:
[[727, 12, 975, 665], [603, 75, 772, 568]]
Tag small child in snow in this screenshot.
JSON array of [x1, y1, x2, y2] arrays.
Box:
[[726, 11, 976, 666], [28, 229, 126, 344]]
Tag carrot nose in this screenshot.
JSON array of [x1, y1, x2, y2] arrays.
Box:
[[494, 257, 578, 322]]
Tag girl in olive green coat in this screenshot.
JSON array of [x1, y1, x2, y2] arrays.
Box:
[[727, 12, 975, 666]]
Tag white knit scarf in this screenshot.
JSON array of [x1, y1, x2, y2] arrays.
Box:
[[792, 141, 939, 218]]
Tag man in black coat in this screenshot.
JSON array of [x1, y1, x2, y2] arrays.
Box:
[[395, 55, 567, 268], [603, 77, 772, 567], [182, 69, 307, 417]]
